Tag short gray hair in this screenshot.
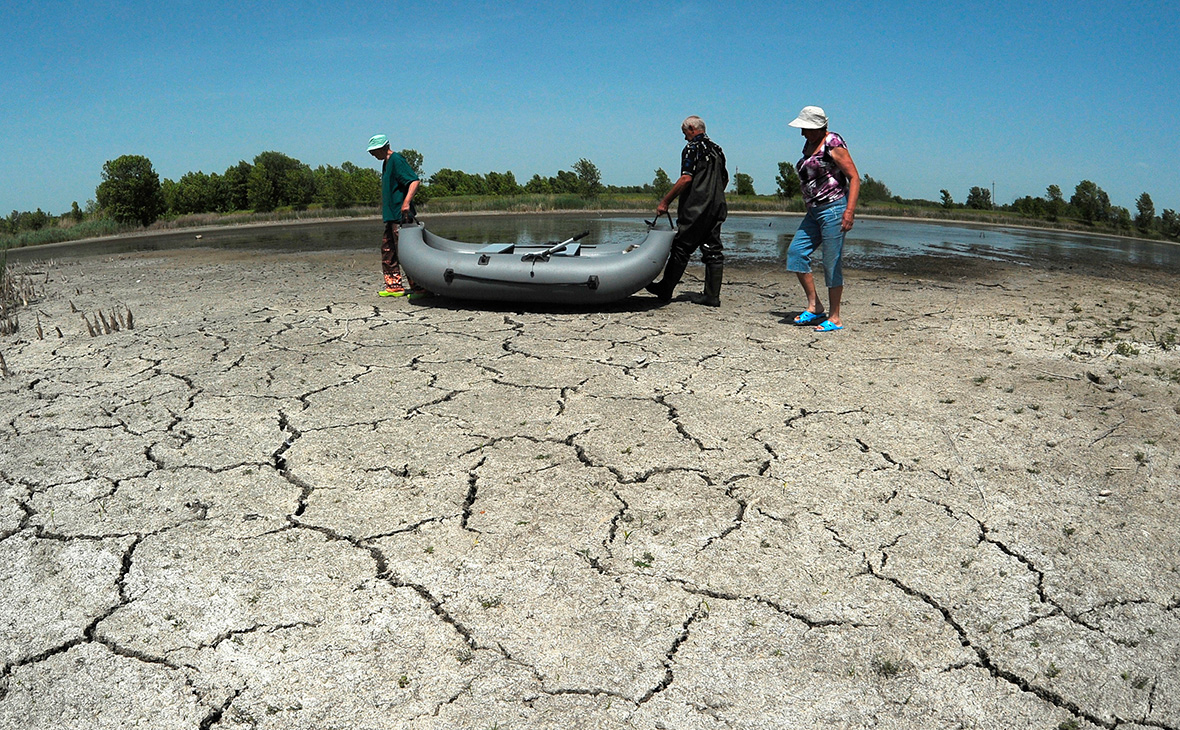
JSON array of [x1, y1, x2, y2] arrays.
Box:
[[681, 116, 706, 133]]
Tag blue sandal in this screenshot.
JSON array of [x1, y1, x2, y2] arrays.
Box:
[[814, 320, 843, 332], [793, 310, 824, 324]]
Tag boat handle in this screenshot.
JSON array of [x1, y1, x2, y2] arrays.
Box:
[[645, 212, 674, 229]]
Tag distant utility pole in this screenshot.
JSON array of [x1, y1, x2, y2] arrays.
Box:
[[992, 181, 996, 207]]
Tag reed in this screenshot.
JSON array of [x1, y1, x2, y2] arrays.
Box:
[[80, 307, 134, 337], [1, 247, 45, 335], [0, 218, 123, 249], [1, 243, 17, 335]]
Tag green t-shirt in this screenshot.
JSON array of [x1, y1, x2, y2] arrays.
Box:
[[382, 153, 419, 222]]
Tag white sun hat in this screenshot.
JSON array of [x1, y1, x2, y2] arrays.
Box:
[[788, 106, 828, 129]]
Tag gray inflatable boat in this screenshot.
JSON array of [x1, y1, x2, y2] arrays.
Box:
[[397, 220, 675, 304]]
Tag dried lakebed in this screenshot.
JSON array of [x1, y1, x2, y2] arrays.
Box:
[[1, 247, 1178, 729]]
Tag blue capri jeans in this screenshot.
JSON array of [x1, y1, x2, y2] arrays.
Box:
[[786, 198, 846, 288]]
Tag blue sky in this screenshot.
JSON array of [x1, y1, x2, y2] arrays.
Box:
[[3, 0, 1178, 215]]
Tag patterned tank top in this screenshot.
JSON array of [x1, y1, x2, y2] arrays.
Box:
[[796, 132, 849, 208]]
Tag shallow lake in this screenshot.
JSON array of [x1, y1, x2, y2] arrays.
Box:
[[10, 213, 1180, 274]]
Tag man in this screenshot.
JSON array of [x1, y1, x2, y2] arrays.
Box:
[[367, 134, 422, 297], [647, 116, 729, 306]]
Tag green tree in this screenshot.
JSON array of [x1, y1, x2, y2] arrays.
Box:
[[399, 149, 425, 178], [1134, 192, 1155, 233], [1160, 209, 1180, 240], [939, 189, 954, 209], [965, 186, 992, 210], [175, 171, 208, 214], [1070, 180, 1110, 223], [485, 171, 521, 196], [248, 151, 309, 211], [70, 201, 83, 222], [247, 163, 279, 212], [345, 162, 380, 206], [171, 171, 228, 214], [314, 165, 353, 209], [1112, 206, 1132, 231], [13, 209, 51, 231], [524, 174, 553, 194], [552, 169, 580, 195], [652, 168, 672, 200], [223, 161, 252, 211], [732, 172, 755, 196], [1012, 195, 1046, 218], [160, 178, 180, 215], [1044, 184, 1065, 221], [775, 162, 801, 198], [282, 166, 316, 210], [96, 154, 165, 226], [573, 158, 602, 197], [427, 168, 487, 196], [860, 175, 892, 202]]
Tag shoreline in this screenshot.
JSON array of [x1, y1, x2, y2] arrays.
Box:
[[10, 207, 1177, 255]]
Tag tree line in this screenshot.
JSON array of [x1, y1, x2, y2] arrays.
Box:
[[936, 181, 1179, 238], [4, 150, 1179, 244]]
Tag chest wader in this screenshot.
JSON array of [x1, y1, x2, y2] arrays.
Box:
[[646, 139, 729, 305]]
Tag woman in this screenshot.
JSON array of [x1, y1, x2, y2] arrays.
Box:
[[785, 106, 860, 332]]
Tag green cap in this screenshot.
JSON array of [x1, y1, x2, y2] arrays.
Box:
[[366, 134, 389, 151]]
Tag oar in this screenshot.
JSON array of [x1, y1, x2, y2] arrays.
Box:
[[522, 230, 589, 262]]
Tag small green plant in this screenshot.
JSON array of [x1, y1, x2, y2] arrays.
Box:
[[1058, 720, 1080, 730], [1045, 662, 1061, 678], [398, 675, 410, 688], [1062, 526, 1076, 537], [479, 596, 502, 609], [873, 658, 901, 679], [1131, 675, 1151, 690], [633, 551, 654, 568], [1115, 342, 1140, 357]]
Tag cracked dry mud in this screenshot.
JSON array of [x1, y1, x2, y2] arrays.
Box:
[[2, 244, 1178, 729]]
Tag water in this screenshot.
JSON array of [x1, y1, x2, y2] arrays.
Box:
[[9, 213, 1180, 274], [424, 214, 1180, 273]]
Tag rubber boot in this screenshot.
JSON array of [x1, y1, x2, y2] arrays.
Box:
[[646, 256, 688, 302], [689, 262, 722, 307]]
